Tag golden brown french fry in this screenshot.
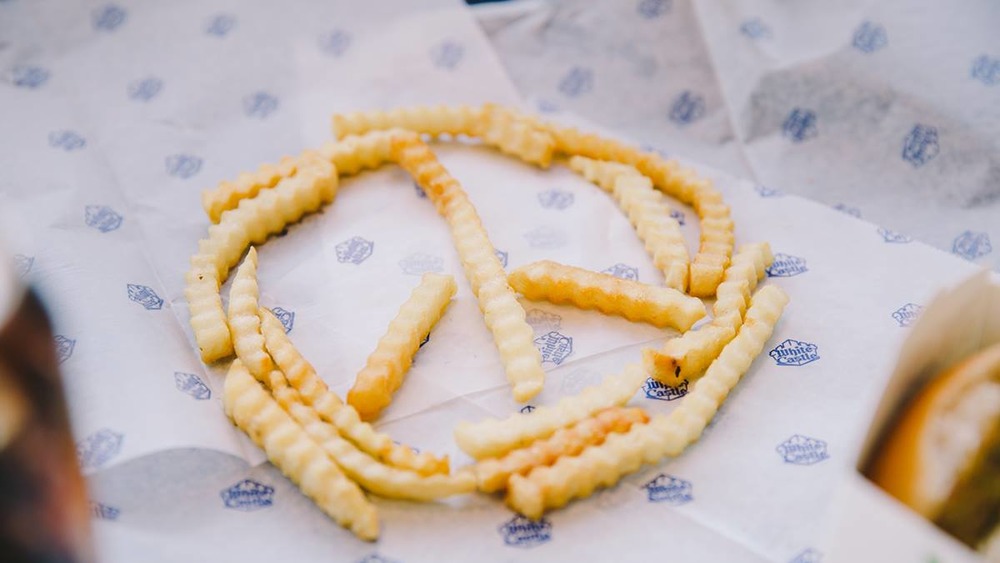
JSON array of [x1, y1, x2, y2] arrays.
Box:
[[227, 247, 272, 381], [331, 105, 482, 139], [317, 129, 399, 177]]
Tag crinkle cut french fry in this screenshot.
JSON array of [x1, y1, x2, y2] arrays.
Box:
[[347, 273, 457, 421], [317, 129, 399, 177], [454, 363, 647, 460], [223, 360, 379, 540], [475, 407, 649, 493], [391, 132, 545, 403], [227, 247, 272, 381], [258, 308, 450, 476], [508, 261, 705, 332], [473, 104, 556, 168], [185, 156, 337, 363], [266, 370, 474, 501], [331, 105, 482, 139], [506, 285, 789, 519], [566, 155, 638, 193], [202, 153, 305, 223]]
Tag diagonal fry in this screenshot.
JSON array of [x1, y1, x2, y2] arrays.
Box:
[[185, 155, 337, 363], [453, 363, 647, 460], [259, 308, 450, 476], [223, 359, 379, 540], [331, 105, 482, 139], [391, 132, 545, 403], [202, 153, 307, 223], [508, 260, 705, 332], [227, 247, 272, 381], [472, 104, 556, 168], [348, 273, 457, 421], [506, 285, 789, 519], [474, 407, 649, 493]]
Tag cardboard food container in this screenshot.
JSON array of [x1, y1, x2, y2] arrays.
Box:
[[825, 271, 1000, 562]]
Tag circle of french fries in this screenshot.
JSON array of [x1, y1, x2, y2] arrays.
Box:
[[184, 104, 788, 541]]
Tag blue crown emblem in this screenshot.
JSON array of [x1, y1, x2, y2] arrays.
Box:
[[643, 378, 688, 401], [877, 226, 912, 243], [520, 405, 536, 414], [766, 253, 807, 277], [49, 130, 87, 151], [754, 185, 783, 197], [852, 21, 887, 54], [430, 41, 464, 70], [498, 515, 552, 548], [221, 479, 274, 511], [642, 473, 693, 504], [537, 189, 574, 210], [602, 263, 638, 281], [783, 108, 818, 143], [13, 254, 33, 279], [669, 209, 686, 225], [892, 303, 923, 328], [637, 0, 671, 19], [740, 18, 771, 39], [902, 124, 939, 167], [319, 29, 352, 57], [127, 284, 163, 310], [243, 91, 279, 119], [789, 548, 823, 563], [77, 428, 124, 471], [54, 335, 75, 363], [270, 307, 295, 334], [670, 90, 705, 126], [90, 501, 120, 521], [952, 230, 992, 261], [335, 236, 374, 264], [770, 339, 819, 366], [558, 66, 593, 98], [971, 55, 1000, 86], [495, 249, 509, 268], [535, 331, 573, 365], [833, 203, 861, 218], [174, 372, 211, 400], [165, 154, 203, 179], [777, 434, 829, 465], [525, 309, 561, 334], [128, 77, 162, 102], [206, 14, 237, 37], [524, 226, 567, 249], [356, 554, 399, 563], [537, 99, 559, 113], [85, 205, 123, 233], [11, 65, 50, 89], [399, 253, 443, 275], [93, 4, 127, 32]]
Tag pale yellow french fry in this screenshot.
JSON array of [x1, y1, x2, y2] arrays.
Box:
[[185, 156, 337, 363], [566, 155, 638, 193], [331, 105, 482, 139], [454, 363, 647, 460], [508, 261, 705, 332], [473, 104, 556, 168], [317, 129, 399, 177], [347, 273, 457, 421], [474, 407, 649, 493], [392, 133, 545, 403], [258, 308, 450, 476], [506, 285, 789, 519], [227, 247, 273, 381], [201, 154, 304, 223], [224, 360, 379, 540]]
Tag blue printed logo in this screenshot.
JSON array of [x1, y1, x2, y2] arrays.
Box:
[[766, 253, 807, 277], [558, 66, 593, 98], [399, 253, 443, 275], [740, 18, 771, 39], [495, 249, 509, 268], [770, 339, 819, 366], [243, 91, 279, 119], [537, 189, 574, 210], [165, 154, 203, 179], [128, 77, 162, 102], [526, 309, 561, 334], [902, 124, 939, 167], [270, 307, 295, 334], [77, 428, 124, 471], [643, 378, 688, 401], [640, 143, 669, 159], [11, 65, 50, 89], [852, 21, 887, 54], [602, 263, 638, 281], [833, 203, 861, 218], [642, 473, 693, 504], [520, 405, 536, 414], [669, 209, 686, 225], [48, 130, 86, 151], [755, 185, 783, 197], [127, 283, 163, 310], [357, 554, 399, 563], [499, 515, 552, 548], [670, 91, 705, 126], [206, 14, 237, 37], [971, 55, 1000, 86], [952, 230, 991, 260], [319, 29, 352, 57], [55, 335, 75, 363], [535, 331, 573, 365], [524, 226, 567, 249], [537, 99, 559, 114], [174, 372, 211, 400], [637, 0, 671, 19], [90, 501, 120, 521], [430, 41, 464, 70], [335, 236, 374, 264], [13, 254, 33, 279], [221, 479, 274, 511], [783, 108, 818, 143], [777, 435, 829, 465], [85, 205, 123, 233], [878, 226, 912, 243], [93, 4, 126, 32], [892, 303, 923, 328], [789, 548, 823, 563]]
